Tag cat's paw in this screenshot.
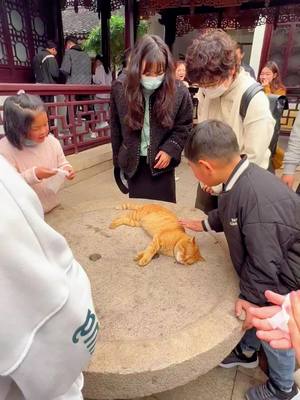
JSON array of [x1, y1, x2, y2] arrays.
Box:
[[134, 251, 144, 261], [134, 251, 151, 266], [109, 221, 118, 229], [137, 257, 151, 267]]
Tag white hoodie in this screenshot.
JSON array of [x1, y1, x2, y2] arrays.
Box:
[[0, 156, 98, 399], [197, 69, 275, 169]]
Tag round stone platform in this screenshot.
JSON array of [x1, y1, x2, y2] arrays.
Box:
[[47, 200, 243, 400]]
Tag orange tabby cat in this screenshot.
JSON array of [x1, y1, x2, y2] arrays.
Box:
[[109, 203, 204, 267]]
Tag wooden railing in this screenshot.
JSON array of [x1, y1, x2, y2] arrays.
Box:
[[0, 84, 111, 155]]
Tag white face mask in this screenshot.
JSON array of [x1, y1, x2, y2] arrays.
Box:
[[141, 74, 165, 91], [201, 84, 228, 99]]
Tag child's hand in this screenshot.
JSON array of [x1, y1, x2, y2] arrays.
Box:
[[288, 291, 300, 362], [35, 167, 57, 180], [250, 290, 300, 363], [235, 298, 259, 330], [63, 166, 75, 180], [178, 219, 204, 232]]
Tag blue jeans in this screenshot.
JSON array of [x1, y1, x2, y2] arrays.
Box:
[[240, 329, 296, 392]]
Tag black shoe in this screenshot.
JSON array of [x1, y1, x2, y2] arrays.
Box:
[[219, 344, 259, 369], [245, 381, 299, 400]]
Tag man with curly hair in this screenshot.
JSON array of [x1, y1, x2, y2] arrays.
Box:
[[186, 30, 274, 213]]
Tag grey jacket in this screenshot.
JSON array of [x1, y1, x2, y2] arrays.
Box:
[[61, 45, 91, 84], [283, 111, 300, 175], [203, 156, 300, 305]]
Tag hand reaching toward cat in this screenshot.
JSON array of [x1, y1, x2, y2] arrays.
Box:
[[235, 298, 259, 330], [179, 219, 204, 232]]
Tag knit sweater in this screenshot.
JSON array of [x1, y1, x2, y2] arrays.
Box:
[[263, 85, 286, 96], [197, 70, 275, 169], [283, 111, 300, 175], [0, 135, 70, 213]]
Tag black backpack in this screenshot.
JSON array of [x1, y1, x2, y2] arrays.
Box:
[[239, 82, 289, 159]]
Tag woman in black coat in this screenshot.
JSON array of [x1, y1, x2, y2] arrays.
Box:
[[110, 34, 193, 203]]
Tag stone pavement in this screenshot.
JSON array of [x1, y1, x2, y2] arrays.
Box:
[[51, 158, 299, 400]]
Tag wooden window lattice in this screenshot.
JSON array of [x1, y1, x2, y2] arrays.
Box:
[[5, 0, 31, 67]]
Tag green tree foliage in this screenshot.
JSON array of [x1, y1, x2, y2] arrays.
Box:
[[84, 15, 149, 72]]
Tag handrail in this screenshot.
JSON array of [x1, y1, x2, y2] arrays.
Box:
[[0, 84, 112, 155], [0, 83, 111, 96]]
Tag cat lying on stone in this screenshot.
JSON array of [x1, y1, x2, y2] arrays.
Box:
[[109, 203, 204, 267]]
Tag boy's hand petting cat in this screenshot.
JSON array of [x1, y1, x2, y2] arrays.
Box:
[[154, 151, 171, 169], [179, 219, 204, 232], [235, 298, 259, 330], [35, 167, 58, 180], [63, 165, 76, 180]]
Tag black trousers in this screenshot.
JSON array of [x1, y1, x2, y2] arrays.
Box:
[[128, 157, 176, 203]]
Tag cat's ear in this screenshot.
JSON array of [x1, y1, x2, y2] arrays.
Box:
[[192, 237, 196, 244]]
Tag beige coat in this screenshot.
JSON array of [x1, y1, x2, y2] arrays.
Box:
[[197, 69, 275, 169]]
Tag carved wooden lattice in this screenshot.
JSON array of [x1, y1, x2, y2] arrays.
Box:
[[176, 4, 300, 36], [5, 0, 31, 66], [63, 0, 124, 12], [0, 9, 9, 65], [139, 0, 247, 17], [29, 0, 47, 52], [0, 84, 112, 155]]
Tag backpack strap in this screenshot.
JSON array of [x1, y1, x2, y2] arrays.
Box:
[[239, 82, 264, 120]]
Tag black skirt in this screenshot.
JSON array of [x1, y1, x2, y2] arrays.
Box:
[[128, 157, 176, 203]]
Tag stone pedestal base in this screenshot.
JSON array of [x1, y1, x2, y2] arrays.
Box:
[[47, 200, 243, 399]]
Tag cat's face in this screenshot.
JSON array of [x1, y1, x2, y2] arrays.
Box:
[[174, 237, 203, 265]]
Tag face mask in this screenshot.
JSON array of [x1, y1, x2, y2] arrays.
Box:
[[23, 138, 37, 147], [141, 74, 165, 91], [201, 84, 228, 99]]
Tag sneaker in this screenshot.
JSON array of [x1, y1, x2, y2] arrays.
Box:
[[245, 381, 298, 400], [219, 344, 259, 369]]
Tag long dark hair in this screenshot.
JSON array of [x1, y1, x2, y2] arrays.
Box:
[[124, 35, 175, 131], [262, 61, 286, 93], [95, 54, 110, 74], [3, 93, 46, 150]]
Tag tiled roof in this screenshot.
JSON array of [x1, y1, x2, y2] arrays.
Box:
[[62, 6, 100, 38]]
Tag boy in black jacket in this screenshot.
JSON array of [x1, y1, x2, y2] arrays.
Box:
[[180, 120, 300, 400]]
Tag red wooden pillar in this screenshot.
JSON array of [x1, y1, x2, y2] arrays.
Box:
[[99, 0, 111, 72], [160, 9, 177, 52], [125, 0, 136, 50]]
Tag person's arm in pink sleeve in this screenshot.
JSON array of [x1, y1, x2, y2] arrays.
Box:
[[53, 137, 75, 180], [21, 167, 41, 185]]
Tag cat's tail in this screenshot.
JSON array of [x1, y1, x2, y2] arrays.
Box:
[[116, 203, 141, 210]]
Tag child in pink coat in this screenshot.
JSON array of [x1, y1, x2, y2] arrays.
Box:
[[0, 92, 75, 213]]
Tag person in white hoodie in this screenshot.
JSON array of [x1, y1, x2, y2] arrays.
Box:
[[0, 155, 98, 400], [92, 55, 112, 134], [185, 30, 275, 213]]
